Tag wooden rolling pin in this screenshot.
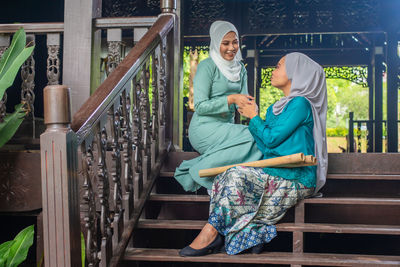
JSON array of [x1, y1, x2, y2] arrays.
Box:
[[199, 153, 317, 177]]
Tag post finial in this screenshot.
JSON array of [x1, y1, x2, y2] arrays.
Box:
[[43, 85, 71, 126], [161, 0, 176, 13]]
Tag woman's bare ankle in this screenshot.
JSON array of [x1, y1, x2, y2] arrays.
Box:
[[190, 223, 218, 249]]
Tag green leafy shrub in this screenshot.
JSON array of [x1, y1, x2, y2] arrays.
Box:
[[327, 127, 348, 137]]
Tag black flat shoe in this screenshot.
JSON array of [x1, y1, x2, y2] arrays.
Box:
[[250, 243, 264, 254], [179, 234, 223, 257]]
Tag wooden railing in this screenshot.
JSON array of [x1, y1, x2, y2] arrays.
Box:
[[0, 23, 64, 137], [40, 6, 177, 267], [0, 17, 156, 138], [348, 111, 400, 152]]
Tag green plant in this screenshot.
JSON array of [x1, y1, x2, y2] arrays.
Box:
[[0, 27, 35, 147], [327, 127, 348, 137], [81, 232, 85, 267], [0, 225, 34, 267]]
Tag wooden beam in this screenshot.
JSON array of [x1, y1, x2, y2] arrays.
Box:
[[0, 23, 64, 33], [95, 17, 157, 29]]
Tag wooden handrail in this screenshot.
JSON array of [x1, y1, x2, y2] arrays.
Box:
[[71, 14, 173, 138], [0, 22, 64, 33]]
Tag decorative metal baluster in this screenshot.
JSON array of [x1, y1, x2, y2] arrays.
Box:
[[21, 34, 36, 138], [121, 89, 134, 221], [151, 51, 159, 166], [0, 35, 10, 123], [81, 142, 99, 267], [132, 81, 143, 206], [109, 103, 123, 249], [46, 33, 60, 85], [0, 93, 7, 123], [0, 34, 9, 57], [140, 67, 151, 183], [158, 39, 167, 150], [97, 125, 112, 266], [106, 29, 123, 75]]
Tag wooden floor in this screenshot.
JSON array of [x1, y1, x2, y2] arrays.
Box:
[[122, 152, 400, 267]]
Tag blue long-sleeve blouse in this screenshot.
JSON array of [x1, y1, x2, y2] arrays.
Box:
[[248, 96, 316, 188]]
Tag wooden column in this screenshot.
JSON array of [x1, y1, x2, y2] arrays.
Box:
[[373, 46, 384, 152], [386, 31, 398, 152], [40, 85, 80, 267], [244, 37, 256, 98], [367, 58, 374, 152], [255, 46, 261, 108], [291, 201, 305, 267], [63, 0, 102, 115], [349, 112, 354, 152], [161, 0, 181, 148]]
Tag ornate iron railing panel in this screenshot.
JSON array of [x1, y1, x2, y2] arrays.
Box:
[[40, 7, 176, 267]]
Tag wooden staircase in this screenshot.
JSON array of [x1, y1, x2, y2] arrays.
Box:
[[120, 152, 400, 266]]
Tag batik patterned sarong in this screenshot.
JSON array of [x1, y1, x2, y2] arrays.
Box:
[[208, 166, 314, 255]]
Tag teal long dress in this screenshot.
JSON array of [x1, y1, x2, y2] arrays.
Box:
[[174, 58, 263, 192]]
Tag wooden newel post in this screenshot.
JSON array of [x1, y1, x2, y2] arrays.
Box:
[[40, 85, 81, 267]]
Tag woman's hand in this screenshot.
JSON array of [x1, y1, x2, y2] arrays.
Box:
[[227, 94, 254, 108], [238, 100, 258, 119]]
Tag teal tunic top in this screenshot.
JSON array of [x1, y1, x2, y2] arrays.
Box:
[[248, 96, 316, 188], [174, 58, 263, 191]]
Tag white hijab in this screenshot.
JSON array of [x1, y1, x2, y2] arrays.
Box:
[[273, 52, 328, 194], [209, 21, 243, 82]]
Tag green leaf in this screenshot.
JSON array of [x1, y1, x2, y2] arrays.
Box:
[[0, 240, 15, 267], [0, 28, 26, 77], [0, 45, 34, 100], [0, 103, 26, 148], [6, 225, 34, 267], [0, 240, 14, 257], [81, 232, 85, 267]]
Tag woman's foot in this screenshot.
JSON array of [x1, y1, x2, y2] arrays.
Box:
[[250, 243, 264, 254], [179, 223, 223, 257], [190, 223, 218, 249]]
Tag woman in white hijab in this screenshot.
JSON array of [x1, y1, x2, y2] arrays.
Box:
[[179, 52, 327, 257], [174, 21, 263, 192]]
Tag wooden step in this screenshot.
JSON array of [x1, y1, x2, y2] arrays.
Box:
[[137, 219, 400, 235], [149, 194, 400, 206], [303, 197, 400, 205], [159, 171, 400, 180], [149, 193, 209, 202], [327, 174, 400, 180], [123, 248, 400, 266]]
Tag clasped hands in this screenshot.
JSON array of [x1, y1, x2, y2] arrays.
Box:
[[227, 94, 258, 119]]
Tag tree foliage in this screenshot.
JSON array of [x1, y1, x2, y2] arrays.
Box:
[[183, 48, 209, 98]]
